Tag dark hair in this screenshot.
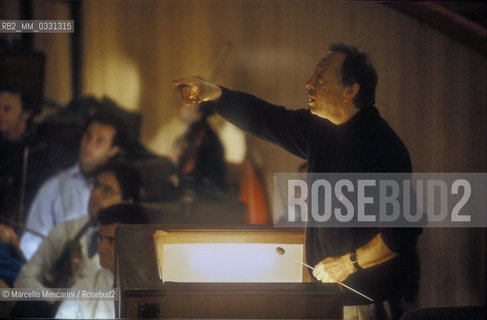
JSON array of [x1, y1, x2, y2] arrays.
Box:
[[0, 84, 37, 118], [329, 43, 378, 109], [94, 162, 141, 203], [82, 112, 127, 149], [97, 203, 148, 225]]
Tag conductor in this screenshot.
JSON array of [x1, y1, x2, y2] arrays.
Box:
[[174, 43, 421, 320]]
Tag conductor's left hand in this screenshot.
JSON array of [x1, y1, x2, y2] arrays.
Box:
[[313, 254, 355, 283]]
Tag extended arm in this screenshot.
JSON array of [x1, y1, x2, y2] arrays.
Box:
[[173, 78, 314, 159], [173, 78, 222, 105]]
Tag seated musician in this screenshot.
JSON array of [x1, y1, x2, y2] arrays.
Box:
[[174, 102, 227, 192], [0, 84, 39, 226], [12, 162, 141, 318], [55, 203, 148, 319], [0, 85, 43, 289], [20, 111, 127, 260]]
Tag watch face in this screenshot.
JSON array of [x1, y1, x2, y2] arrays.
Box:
[[350, 252, 362, 271], [350, 252, 358, 262]]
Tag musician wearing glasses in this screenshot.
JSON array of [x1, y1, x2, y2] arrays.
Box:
[[13, 162, 140, 318], [20, 112, 127, 260], [55, 203, 148, 319]]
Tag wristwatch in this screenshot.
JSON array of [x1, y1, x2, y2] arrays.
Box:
[[350, 250, 363, 271]]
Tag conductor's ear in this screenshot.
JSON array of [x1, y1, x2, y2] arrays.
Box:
[[346, 83, 359, 99], [343, 83, 359, 104]]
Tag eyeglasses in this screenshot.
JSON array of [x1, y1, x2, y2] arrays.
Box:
[[96, 232, 116, 245], [93, 179, 121, 197]]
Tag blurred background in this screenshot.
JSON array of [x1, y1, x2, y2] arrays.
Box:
[[0, 0, 485, 312]]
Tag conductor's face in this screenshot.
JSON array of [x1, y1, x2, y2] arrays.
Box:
[[305, 52, 348, 122]]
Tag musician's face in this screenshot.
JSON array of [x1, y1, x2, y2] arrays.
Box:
[[0, 91, 29, 141], [80, 121, 120, 173], [305, 52, 348, 122], [88, 172, 129, 218], [97, 223, 117, 273]]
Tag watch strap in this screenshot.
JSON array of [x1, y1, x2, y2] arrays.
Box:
[[350, 250, 363, 271]]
